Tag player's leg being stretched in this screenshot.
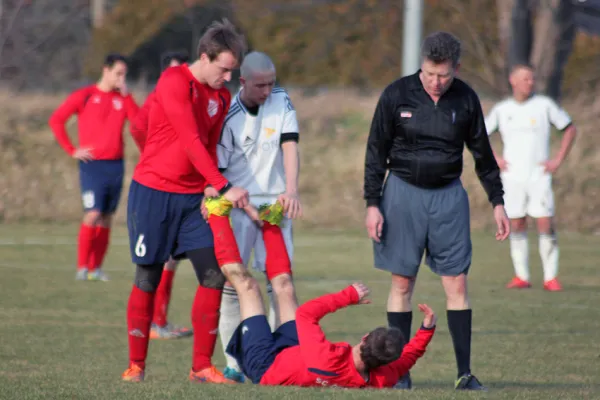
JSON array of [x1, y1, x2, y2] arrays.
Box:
[[150, 257, 193, 339]]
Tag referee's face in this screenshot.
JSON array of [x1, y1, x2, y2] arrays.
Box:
[[420, 59, 456, 98]]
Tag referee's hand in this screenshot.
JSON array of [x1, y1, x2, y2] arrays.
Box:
[[365, 206, 384, 243], [493, 205, 510, 241]]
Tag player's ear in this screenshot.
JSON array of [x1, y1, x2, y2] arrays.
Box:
[[239, 76, 246, 86], [454, 62, 461, 75]]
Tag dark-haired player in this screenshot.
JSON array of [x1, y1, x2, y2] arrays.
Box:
[[225, 280, 436, 388], [49, 53, 139, 282]]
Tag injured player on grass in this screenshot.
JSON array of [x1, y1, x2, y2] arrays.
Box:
[[224, 278, 437, 389]]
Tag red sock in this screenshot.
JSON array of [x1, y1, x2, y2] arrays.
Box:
[[262, 222, 292, 280], [153, 268, 175, 327], [191, 285, 222, 371], [77, 224, 96, 270], [208, 215, 242, 266], [88, 226, 110, 272], [127, 285, 155, 370]]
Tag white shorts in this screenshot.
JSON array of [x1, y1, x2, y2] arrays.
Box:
[[230, 208, 294, 274], [502, 174, 554, 219]]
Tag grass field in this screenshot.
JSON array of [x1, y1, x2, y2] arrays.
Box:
[[1, 223, 599, 400]]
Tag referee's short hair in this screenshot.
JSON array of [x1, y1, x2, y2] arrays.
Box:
[[421, 31, 461, 67]]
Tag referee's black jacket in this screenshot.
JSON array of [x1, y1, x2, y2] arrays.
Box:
[[363, 71, 504, 208]]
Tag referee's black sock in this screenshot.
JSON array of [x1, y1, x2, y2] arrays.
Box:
[[447, 309, 472, 379], [387, 311, 412, 343]]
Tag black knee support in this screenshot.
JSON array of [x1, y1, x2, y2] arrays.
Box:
[[134, 263, 164, 292], [187, 248, 226, 289]]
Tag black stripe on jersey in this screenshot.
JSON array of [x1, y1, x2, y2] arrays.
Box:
[[219, 94, 227, 114], [272, 86, 287, 94], [226, 102, 240, 117], [219, 107, 243, 145], [235, 96, 248, 114], [281, 132, 299, 143]]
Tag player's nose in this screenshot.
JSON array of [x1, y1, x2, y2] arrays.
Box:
[[223, 71, 232, 82]]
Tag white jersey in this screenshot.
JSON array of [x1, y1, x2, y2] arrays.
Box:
[[217, 87, 299, 207], [485, 94, 571, 182]]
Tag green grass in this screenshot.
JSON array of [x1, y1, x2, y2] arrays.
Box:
[[1, 223, 599, 399]]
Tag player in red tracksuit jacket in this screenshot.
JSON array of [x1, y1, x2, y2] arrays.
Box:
[[129, 50, 194, 341], [226, 280, 436, 389], [48, 53, 139, 282]]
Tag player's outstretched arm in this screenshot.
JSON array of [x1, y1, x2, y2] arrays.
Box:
[[296, 284, 367, 372], [385, 304, 436, 379]]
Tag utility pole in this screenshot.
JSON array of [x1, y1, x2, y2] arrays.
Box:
[[401, 0, 423, 76], [91, 0, 105, 28]]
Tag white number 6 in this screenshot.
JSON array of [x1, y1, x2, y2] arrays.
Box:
[[135, 234, 147, 257]]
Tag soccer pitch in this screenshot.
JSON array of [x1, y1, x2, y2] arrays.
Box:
[[0, 223, 599, 400]]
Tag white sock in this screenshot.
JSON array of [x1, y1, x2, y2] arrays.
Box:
[[266, 281, 280, 330], [539, 234, 559, 282], [509, 232, 530, 281], [218, 286, 241, 371]]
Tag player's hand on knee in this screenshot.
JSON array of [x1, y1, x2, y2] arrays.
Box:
[[224, 186, 249, 208], [244, 204, 263, 227], [418, 304, 437, 328], [72, 147, 94, 163], [365, 206, 384, 243], [351, 282, 371, 304], [493, 205, 510, 241], [278, 192, 302, 219]]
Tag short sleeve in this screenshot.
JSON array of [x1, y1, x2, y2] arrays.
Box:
[[281, 93, 299, 142], [546, 98, 572, 131], [484, 105, 499, 136]]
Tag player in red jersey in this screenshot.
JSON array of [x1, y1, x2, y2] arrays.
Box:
[[122, 20, 250, 384], [225, 278, 436, 388], [130, 50, 194, 340], [48, 53, 139, 282]]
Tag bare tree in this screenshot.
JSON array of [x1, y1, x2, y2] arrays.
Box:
[[509, 0, 576, 101]]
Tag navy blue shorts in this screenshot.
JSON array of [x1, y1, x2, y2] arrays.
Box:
[[79, 160, 124, 213], [226, 315, 299, 384], [127, 180, 214, 265]]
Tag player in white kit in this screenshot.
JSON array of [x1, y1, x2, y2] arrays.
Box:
[[215, 51, 302, 382], [485, 64, 577, 291]]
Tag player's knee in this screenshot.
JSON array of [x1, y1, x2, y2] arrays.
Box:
[[188, 248, 227, 290], [134, 264, 164, 292], [83, 210, 102, 225], [271, 274, 295, 297]]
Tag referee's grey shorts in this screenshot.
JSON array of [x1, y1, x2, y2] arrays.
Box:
[[373, 173, 472, 278]]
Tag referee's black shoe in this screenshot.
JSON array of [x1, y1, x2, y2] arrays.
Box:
[[393, 373, 412, 389], [455, 374, 487, 391]]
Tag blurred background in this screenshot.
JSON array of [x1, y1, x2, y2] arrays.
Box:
[[1, 0, 599, 232]]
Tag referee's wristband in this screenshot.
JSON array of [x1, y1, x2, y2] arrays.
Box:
[[218, 182, 232, 195]]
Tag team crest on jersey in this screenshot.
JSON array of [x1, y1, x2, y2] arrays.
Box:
[[112, 98, 123, 110], [264, 127, 276, 138], [208, 98, 219, 118], [400, 111, 412, 118]]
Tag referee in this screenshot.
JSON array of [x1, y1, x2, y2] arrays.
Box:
[[363, 31, 510, 391]]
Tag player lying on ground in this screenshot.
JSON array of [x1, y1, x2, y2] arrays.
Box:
[[49, 53, 139, 282], [129, 50, 193, 340], [213, 51, 302, 383], [122, 20, 249, 384], [225, 279, 436, 388]]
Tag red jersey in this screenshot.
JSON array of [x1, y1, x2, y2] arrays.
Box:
[[129, 91, 154, 151], [260, 286, 435, 388], [132, 64, 230, 194], [48, 85, 139, 160]]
